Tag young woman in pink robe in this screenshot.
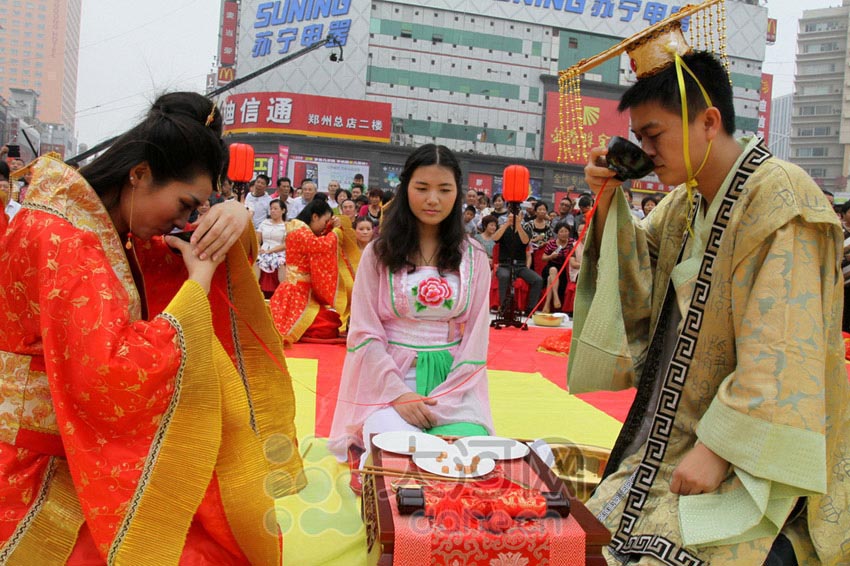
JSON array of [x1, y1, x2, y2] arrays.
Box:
[[328, 144, 494, 470]]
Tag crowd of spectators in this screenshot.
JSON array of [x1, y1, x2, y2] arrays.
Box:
[[225, 175, 392, 296], [1, 153, 675, 321], [9, 160, 848, 333], [457, 187, 664, 316]]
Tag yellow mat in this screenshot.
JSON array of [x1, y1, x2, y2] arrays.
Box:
[[277, 362, 624, 565], [277, 438, 365, 566], [488, 369, 623, 447]]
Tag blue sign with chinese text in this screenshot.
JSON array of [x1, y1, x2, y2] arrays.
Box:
[[492, 0, 689, 29], [252, 0, 353, 58]]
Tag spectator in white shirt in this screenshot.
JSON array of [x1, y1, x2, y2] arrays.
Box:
[[286, 178, 317, 220], [244, 174, 272, 229], [271, 176, 292, 200]]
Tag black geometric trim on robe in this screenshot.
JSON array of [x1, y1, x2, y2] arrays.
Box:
[[603, 251, 687, 480], [606, 140, 773, 565]]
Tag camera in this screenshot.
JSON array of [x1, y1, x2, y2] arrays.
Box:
[[603, 136, 655, 181], [6, 144, 20, 159]]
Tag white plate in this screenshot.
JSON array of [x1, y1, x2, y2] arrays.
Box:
[[413, 446, 496, 478], [453, 436, 530, 460], [371, 431, 450, 456]]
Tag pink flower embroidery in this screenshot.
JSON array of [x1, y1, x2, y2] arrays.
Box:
[[412, 276, 454, 311]]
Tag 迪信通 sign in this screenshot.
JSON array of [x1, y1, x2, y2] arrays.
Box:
[[221, 91, 392, 143]]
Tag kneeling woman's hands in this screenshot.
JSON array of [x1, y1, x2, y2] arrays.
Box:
[[392, 392, 438, 429], [191, 200, 251, 262], [165, 201, 251, 293], [165, 235, 227, 294]]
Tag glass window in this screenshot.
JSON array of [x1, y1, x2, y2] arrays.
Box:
[[800, 84, 831, 95], [798, 126, 832, 136], [804, 21, 845, 32], [799, 105, 835, 115], [797, 147, 828, 157], [800, 62, 836, 75]]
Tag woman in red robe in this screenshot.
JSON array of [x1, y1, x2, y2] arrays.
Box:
[[0, 92, 302, 565], [270, 199, 354, 344]]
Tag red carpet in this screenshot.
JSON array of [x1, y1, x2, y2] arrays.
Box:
[[285, 326, 635, 437]]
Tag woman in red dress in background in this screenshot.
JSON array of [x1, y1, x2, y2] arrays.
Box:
[[270, 199, 355, 343]]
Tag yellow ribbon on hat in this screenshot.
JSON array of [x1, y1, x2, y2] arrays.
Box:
[[673, 52, 714, 236]]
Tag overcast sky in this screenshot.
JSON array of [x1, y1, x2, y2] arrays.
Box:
[[75, 0, 839, 149], [76, 0, 219, 149]]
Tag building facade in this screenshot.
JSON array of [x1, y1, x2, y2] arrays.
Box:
[[0, 0, 81, 155], [220, 0, 769, 200], [769, 93, 793, 161], [790, 0, 850, 193]]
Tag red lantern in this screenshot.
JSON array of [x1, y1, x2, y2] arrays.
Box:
[[227, 143, 255, 183], [502, 165, 529, 203]]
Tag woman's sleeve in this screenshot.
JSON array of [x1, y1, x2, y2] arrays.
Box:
[[343, 246, 410, 402], [328, 245, 413, 458], [295, 225, 339, 254], [33, 219, 226, 553], [39, 228, 189, 438], [304, 228, 342, 303]]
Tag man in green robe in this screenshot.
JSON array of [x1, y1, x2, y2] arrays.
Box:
[[570, 35, 850, 566]]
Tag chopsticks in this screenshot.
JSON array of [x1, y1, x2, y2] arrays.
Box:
[[361, 465, 479, 483]]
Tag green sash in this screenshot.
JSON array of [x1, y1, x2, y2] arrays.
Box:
[[415, 350, 488, 437]]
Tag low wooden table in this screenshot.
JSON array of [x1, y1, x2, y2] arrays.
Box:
[[362, 438, 610, 566]]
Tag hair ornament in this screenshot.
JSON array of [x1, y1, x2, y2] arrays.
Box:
[[205, 101, 217, 127]]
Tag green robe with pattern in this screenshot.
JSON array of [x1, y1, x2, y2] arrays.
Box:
[[569, 139, 850, 565]]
